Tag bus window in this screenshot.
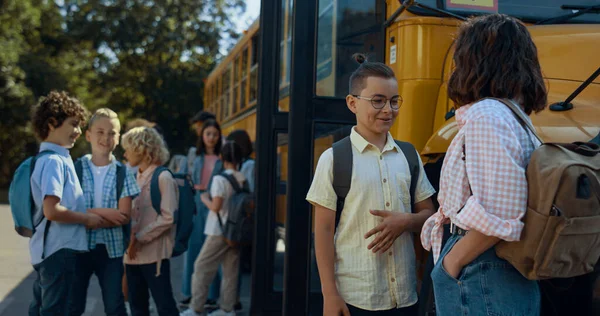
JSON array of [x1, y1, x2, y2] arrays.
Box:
[[241, 47, 249, 109], [315, 0, 385, 97], [285, 0, 293, 86], [416, 0, 600, 23], [250, 36, 259, 104], [224, 65, 232, 119], [234, 57, 241, 114], [279, 0, 294, 104]]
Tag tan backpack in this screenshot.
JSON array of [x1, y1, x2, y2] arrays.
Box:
[[493, 98, 600, 280]]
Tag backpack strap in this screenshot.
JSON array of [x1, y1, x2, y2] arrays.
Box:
[[74, 158, 83, 184], [395, 141, 420, 214], [332, 137, 353, 231], [32, 150, 61, 260], [150, 166, 171, 215], [220, 172, 242, 194], [332, 137, 422, 231], [116, 163, 126, 201], [489, 98, 544, 145]]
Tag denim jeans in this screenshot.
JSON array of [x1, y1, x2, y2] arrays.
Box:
[[181, 191, 221, 299], [126, 260, 179, 316], [431, 234, 540, 316], [71, 244, 127, 316], [29, 248, 80, 316]]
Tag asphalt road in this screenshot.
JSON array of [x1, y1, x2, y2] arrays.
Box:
[[0, 204, 250, 316]]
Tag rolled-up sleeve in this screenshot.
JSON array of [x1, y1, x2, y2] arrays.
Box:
[[454, 115, 528, 241], [136, 172, 178, 243], [306, 148, 337, 211]]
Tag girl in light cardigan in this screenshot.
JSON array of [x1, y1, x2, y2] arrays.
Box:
[[122, 126, 179, 316]]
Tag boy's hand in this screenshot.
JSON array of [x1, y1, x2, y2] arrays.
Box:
[[101, 209, 129, 226], [89, 208, 129, 226], [85, 213, 105, 230], [323, 295, 350, 316], [127, 236, 139, 260], [365, 210, 411, 253], [200, 192, 211, 204]]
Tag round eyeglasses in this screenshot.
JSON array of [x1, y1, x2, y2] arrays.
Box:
[[351, 95, 403, 110]]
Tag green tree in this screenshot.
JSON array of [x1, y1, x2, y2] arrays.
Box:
[[0, 1, 40, 188], [0, 0, 244, 190], [61, 0, 245, 154]]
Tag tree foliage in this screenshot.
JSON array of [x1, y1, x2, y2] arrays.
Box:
[[0, 0, 245, 188]]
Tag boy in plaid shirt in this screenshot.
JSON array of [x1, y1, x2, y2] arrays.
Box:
[[71, 108, 140, 316]]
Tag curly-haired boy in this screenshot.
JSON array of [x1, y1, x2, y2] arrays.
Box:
[[29, 90, 104, 315]]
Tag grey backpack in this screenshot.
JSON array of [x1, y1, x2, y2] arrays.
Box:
[[217, 173, 255, 247], [332, 136, 421, 230]]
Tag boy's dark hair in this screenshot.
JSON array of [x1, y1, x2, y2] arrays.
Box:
[[221, 141, 244, 168], [348, 53, 396, 94], [190, 111, 216, 124], [448, 14, 547, 114], [196, 119, 222, 156], [31, 90, 89, 141], [226, 129, 253, 159]]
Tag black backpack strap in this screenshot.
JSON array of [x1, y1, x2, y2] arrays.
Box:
[[34, 150, 61, 260], [332, 136, 353, 231], [74, 158, 83, 184], [150, 166, 170, 215], [115, 163, 126, 201], [220, 172, 242, 193], [396, 141, 420, 213]]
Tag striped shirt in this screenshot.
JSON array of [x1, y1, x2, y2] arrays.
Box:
[[307, 127, 435, 310], [79, 154, 141, 258], [421, 99, 540, 262]]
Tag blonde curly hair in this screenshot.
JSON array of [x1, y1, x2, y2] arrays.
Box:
[[121, 127, 170, 165]]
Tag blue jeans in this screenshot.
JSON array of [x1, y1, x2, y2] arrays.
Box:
[[126, 260, 179, 316], [181, 191, 221, 299], [29, 248, 79, 316], [71, 244, 126, 316], [431, 234, 540, 316]]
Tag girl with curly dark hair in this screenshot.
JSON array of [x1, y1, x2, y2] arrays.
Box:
[[421, 14, 545, 316]]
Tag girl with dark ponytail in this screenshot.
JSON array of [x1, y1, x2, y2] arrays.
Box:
[[181, 141, 247, 316]]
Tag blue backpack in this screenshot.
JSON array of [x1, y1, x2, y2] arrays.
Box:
[[150, 166, 195, 257], [8, 151, 60, 237]]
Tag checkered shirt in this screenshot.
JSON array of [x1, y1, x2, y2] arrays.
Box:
[[80, 155, 141, 258], [421, 99, 541, 262]]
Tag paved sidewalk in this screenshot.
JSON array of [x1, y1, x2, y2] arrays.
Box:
[[0, 204, 250, 315]]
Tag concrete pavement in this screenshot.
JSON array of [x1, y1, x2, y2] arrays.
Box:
[[0, 204, 250, 315]]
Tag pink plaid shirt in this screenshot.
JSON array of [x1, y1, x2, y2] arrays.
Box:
[[421, 99, 541, 262]]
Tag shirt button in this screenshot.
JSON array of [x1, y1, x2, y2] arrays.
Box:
[[388, 252, 392, 256], [386, 202, 390, 207], [380, 156, 383, 160], [391, 278, 396, 282], [383, 179, 387, 183]]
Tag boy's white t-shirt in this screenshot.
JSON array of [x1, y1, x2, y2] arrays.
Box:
[[204, 169, 245, 236], [89, 162, 110, 244]]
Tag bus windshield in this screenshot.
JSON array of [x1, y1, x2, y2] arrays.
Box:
[[412, 0, 600, 24]]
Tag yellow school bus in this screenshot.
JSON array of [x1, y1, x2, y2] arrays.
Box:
[[204, 0, 600, 312]]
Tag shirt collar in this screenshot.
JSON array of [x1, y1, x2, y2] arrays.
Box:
[[455, 104, 472, 130], [82, 154, 118, 166], [39, 142, 70, 157], [349, 126, 399, 153]]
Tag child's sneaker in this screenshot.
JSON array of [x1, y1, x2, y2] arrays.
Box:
[[208, 309, 235, 316], [204, 299, 218, 309], [180, 309, 204, 316]]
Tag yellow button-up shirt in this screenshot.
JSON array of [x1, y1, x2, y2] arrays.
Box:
[[307, 127, 435, 310]]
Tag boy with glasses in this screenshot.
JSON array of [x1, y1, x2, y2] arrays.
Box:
[[307, 54, 436, 316]]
